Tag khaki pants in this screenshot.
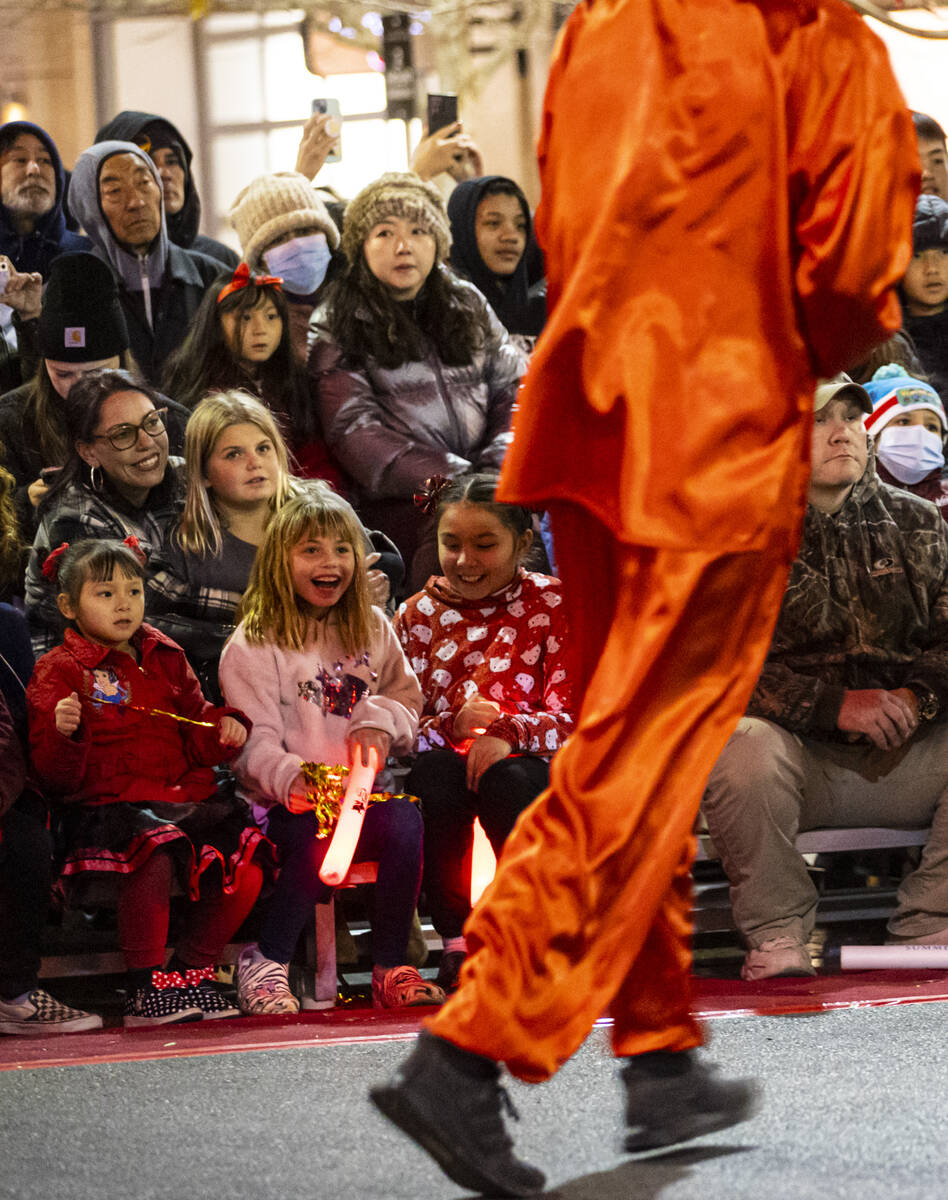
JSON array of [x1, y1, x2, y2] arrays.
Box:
[[702, 716, 948, 945]]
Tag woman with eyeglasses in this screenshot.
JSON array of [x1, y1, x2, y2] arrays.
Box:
[[24, 368, 184, 653]]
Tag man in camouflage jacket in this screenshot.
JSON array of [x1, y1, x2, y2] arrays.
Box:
[[704, 376, 948, 981]]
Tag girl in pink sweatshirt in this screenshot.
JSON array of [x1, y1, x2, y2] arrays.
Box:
[[396, 473, 574, 993], [219, 484, 445, 1011]]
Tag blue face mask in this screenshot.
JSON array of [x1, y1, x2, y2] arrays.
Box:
[[876, 424, 945, 485], [263, 233, 331, 296]]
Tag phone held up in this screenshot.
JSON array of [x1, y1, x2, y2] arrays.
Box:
[[0, 260, 9, 299], [426, 93, 459, 135], [311, 98, 342, 164]]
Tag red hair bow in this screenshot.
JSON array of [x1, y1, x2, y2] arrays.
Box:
[[217, 261, 284, 304], [41, 542, 69, 583], [123, 535, 147, 566], [413, 474, 451, 515]]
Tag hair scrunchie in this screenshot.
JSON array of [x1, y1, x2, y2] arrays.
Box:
[[41, 542, 69, 583], [413, 474, 451, 515], [123, 535, 147, 566]]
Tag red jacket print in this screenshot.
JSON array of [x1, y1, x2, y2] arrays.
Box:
[[28, 624, 250, 808], [395, 569, 573, 755]]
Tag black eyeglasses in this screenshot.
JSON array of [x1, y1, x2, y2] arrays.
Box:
[[92, 407, 168, 451]]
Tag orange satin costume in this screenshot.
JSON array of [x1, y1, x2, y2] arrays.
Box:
[[428, 0, 919, 1084]]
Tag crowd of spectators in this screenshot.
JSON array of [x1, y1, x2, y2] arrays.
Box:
[[1, 100, 948, 1032]]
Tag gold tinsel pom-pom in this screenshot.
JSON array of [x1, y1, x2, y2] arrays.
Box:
[[299, 761, 419, 838]]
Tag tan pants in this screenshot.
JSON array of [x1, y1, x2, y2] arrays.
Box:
[[428, 506, 794, 1083], [702, 716, 948, 945]]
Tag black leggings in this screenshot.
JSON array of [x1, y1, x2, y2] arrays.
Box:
[[261, 796, 423, 968], [0, 793, 52, 999], [407, 750, 549, 940]]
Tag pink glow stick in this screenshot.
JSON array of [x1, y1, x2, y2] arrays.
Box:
[[318, 745, 379, 887]]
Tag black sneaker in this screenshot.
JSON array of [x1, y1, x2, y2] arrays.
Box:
[[369, 1030, 545, 1198], [123, 970, 203, 1028], [435, 949, 466, 994], [622, 1050, 759, 1152], [180, 966, 240, 1021]]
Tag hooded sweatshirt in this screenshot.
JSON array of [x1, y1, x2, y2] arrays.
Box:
[[0, 121, 91, 275], [68, 141, 222, 384], [95, 111, 238, 269], [447, 177, 546, 339]]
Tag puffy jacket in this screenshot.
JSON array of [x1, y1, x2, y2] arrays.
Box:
[[27, 623, 248, 807], [308, 282, 524, 500], [748, 452, 948, 738]]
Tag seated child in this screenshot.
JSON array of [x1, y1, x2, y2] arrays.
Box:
[[863, 363, 948, 518], [219, 484, 445, 1012], [397, 473, 574, 992], [901, 195, 948, 400], [27, 537, 270, 1028]]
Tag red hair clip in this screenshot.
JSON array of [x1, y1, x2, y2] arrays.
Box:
[[41, 542, 69, 583], [123, 535, 147, 566], [217, 261, 284, 304], [413, 474, 451, 515]]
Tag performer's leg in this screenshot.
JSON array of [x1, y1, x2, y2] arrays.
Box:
[[429, 512, 794, 1082]]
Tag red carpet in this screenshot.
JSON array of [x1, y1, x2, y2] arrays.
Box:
[[4, 969, 948, 1072]]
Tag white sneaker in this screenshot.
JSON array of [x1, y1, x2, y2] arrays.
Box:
[[741, 936, 816, 981], [236, 945, 300, 1015], [0, 989, 103, 1036]]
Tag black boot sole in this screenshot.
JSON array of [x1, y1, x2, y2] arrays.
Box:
[[370, 1083, 546, 1198], [625, 1087, 760, 1152]]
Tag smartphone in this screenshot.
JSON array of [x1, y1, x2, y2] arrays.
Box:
[[0, 261, 9, 299], [311, 98, 342, 164], [427, 93, 458, 135], [39, 466, 62, 483]]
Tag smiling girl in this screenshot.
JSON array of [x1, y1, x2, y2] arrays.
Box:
[[219, 485, 443, 1012], [27, 537, 269, 1028], [395, 473, 574, 992], [162, 265, 345, 488]]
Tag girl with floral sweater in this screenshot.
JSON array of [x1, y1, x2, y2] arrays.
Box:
[[395, 473, 574, 992]]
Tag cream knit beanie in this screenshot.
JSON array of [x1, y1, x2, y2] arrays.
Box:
[[341, 172, 451, 265], [229, 171, 340, 269]]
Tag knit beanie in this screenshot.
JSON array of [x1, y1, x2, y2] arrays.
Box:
[[39, 252, 129, 362], [229, 171, 340, 269], [341, 172, 451, 265], [912, 194, 948, 254], [863, 362, 947, 437]]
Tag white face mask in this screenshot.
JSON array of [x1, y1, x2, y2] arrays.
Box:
[[876, 424, 945, 485], [263, 232, 331, 296]]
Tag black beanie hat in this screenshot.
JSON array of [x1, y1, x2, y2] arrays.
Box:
[[913, 194, 948, 254], [39, 252, 130, 362]]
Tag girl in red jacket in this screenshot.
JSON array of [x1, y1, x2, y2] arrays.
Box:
[[27, 537, 269, 1028], [396, 474, 574, 993]]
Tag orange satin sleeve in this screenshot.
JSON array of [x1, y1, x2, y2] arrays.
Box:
[[498, 0, 918, 557]]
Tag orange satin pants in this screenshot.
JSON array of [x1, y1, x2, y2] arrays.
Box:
[[428, 503, 797, 1083]]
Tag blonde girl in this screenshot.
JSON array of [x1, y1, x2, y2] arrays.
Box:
[[219, 486, 444, 1012]]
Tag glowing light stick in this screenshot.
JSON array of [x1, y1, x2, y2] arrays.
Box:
[[318, 745, 379, 887], [470, 817, 497, 906]]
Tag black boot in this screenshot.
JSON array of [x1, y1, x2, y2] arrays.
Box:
[[370, 1030, 546, 1197], [621, 1050, 759, 1152]]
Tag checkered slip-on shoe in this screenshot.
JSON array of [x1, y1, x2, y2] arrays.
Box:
[[0, 989, 103, 1037], [123, 970, 203, 1028], [179, 966, 240, 1020]]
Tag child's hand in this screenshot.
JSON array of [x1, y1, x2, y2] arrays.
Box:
[[454, 694, 502, 740], [466, 735, 512, 792], [366, 552, 390, 608], [55, 692, 82, 737], [348, 727, 391, 768], [285, 772, 314, 814], [218, 716, 247, 748]]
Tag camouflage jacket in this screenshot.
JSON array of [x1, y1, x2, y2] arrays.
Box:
[[748, 461, 948, 739]]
